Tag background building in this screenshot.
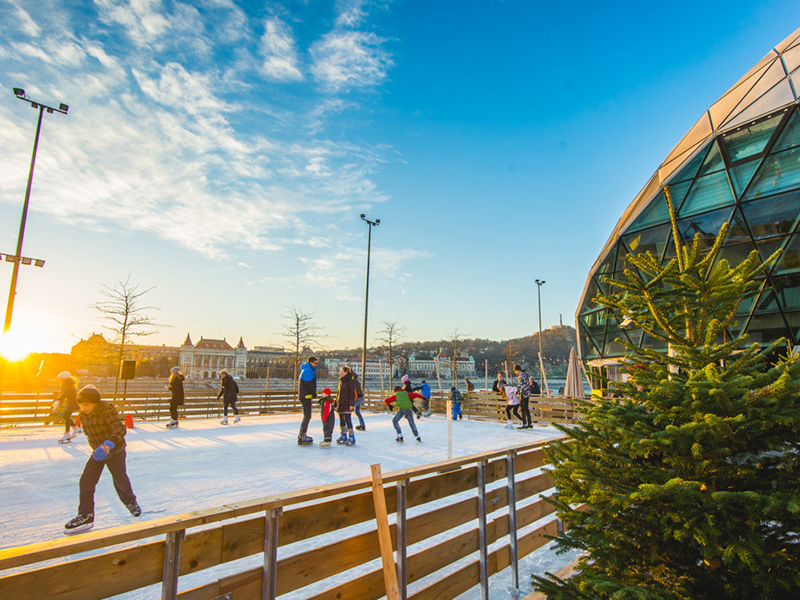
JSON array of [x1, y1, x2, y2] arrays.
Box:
[[577, 26, 800, 389], [179, 334, 247, 379]]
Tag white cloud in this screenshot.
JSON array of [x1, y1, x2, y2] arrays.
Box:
[[310, 30, 392, 93], [259, 18, 302, 82], [7, 0, 41, 37]]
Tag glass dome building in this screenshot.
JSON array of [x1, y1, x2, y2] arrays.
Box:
[[577, 26, 800, 386]]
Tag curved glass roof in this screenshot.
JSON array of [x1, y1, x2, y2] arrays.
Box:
[[578, 26, 800, 364]]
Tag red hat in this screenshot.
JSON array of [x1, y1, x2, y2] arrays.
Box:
[[323, 387, 332, 395]]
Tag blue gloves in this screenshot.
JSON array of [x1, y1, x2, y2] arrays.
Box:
[[92, 440, 115, 461]]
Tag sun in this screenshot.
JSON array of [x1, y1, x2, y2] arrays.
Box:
[[0, 329, 35, 362]]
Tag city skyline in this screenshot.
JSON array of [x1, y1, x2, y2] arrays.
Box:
[[2, 1, 800, 358]]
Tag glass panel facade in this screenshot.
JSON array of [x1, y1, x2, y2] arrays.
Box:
[[679, 171, 735, 217], [577, 33, 800, 363], [722, 113, 782, 162]]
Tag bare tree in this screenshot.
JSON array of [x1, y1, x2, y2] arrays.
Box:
[[279, 307, 324, 391], [93, 276, 164, 400], [449, 328, 469, 386], [375, 318, 405, 390]]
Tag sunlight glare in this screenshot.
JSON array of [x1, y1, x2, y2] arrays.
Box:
[[0, 326, 43, 362]]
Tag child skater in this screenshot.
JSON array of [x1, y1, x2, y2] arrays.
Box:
[[64, 385, 140, 534], [53, 371, 81, 443], [384, 386, 424, 443], [450, 386, 464, 420], [319, 388, 335, 448], [504, 384, 522, 429]]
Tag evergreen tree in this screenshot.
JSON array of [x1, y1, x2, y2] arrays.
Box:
[[534, 188, 800, 599]]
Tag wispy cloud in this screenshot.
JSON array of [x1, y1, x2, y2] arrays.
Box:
[[259, 17, 303, 82], [310, 30, 392, 92]]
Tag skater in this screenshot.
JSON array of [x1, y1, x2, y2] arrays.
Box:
[[465, 378, 475, 392], [492, 372, 508, 397], [336, 366, 357, 446], [64, 385, 140, 534], [353, 372, 366, 431], [504, 384, 522, 429], [53, 371, 81, 443], [217, 369, 240, 425], [297, 356, 318, 445], [166, 366, 184, 429], [514, 364, 533, 429], [413, 379, 432, 416], [319, 388, 335, 448], [384, 386, 423, 442], [450, 386, 463, 420], [402, 374, 423, 418]]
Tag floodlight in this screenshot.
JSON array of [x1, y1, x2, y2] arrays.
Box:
[[12, 88, 25, 97], [360, 213, 365, 219], [21, 257, 31, 265], [34, 260, 45, 267], [376, 219, 380, 224], [59, 103, 69, 113], [46, 108, 53, 114]]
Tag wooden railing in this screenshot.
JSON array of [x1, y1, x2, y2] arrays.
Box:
[[0, 390, 584, 428], [0, 438, 566, 600]]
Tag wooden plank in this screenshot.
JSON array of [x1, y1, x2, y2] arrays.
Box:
[[409, 559, 481, 600], [371, 464, 400, 600], [517, 497, 558, 529], [515, 448, 546, 474], [516, 473, 555, 502]]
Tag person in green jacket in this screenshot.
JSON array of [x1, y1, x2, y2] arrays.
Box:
[[384, 386, 423, 443]]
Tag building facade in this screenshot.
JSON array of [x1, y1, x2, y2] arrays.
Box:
[[178, 334, 248, 379], [408, 351, 477, 378], [577, 26, 800, 385]]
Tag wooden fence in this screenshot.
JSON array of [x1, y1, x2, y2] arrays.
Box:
[[0, 438, 567, 599], [0, 390, 584, 428]]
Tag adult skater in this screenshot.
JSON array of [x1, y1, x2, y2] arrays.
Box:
[[353, 372, 366, 431], [514, 364, 533, 429], [297, 356, 318, 445], [167, 366, 184, 428], [217, 369, 240, 425], [64, 385, 140, 534], [413, 379, 432, 416], [465, 378, 475, 392], [53, 371, 80, 443], [319, 388, 335, 448], [492, 372, 508, 397], [384, 386, 423, 443], [336, 365, 357, 446]]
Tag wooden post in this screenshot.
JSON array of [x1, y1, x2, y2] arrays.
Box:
[[507, 451, 519, 590], [395, 479, 408, 600], [161, 529, 185, 600], [262, 507, 282, 600], [477, 460, 489, 599], [370, 464, 400, 600]]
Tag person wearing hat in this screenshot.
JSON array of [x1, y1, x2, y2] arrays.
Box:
[[217, 369, 240, 425], [51, 371, 81, 443], [401, 374, 423, 419], [412, 379, 432, 417], [167, 366, 185, 429], [64, 385, 140, 533], [318, 387, 335, 447]]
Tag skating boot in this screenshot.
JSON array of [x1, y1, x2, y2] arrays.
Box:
[[71, 426, 83, 437], [336, 432, 348, 445], [503, 420, 515, 429], [297, 433, 314, 446], [64, 513, 94, 534], [233, 415, 241, 424], [345, 433, 356, 446], [220, 417, 228, 425], [126, 500, 142, 517], [319, 440, 332, 448], [416, 436, 422, 443], [395, 435, 404, 443], [58, 431, 72, 444], [165, 420, 178, 429], [355, 425, 365, 431]]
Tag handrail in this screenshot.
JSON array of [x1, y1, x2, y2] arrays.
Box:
[[0, 435, 566, 571]]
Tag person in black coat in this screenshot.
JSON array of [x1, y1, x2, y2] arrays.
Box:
[[167, 366, 185, 428], [217, 369, 240, 425]]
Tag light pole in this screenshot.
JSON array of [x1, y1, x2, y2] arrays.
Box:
[[361, 214, 380, 387], [4, 88, 68, 333], [535, 279, 549, 394]]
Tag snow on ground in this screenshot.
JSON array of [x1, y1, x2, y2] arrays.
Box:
[[0, 411, 574, 598]]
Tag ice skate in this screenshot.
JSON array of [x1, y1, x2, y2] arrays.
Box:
[[424, 410, 432, 417], [319, 440, 332, 448], [336, 433, 348, 445], [297, 434, 314, 446], [57, 431, 72, 443], [233, 415, 241, 424], [64, 513, 94, 534], [126, 500, 142, 517], [220, 417, 228, 425], [345, 433, 356, 446], [503, 420, 515, 429], [165, 420, 178, 429], [395, 435, 404, 443], [355, 425, 365, 431], [416, 436, 422, 443], [71, 426, 83, 437]]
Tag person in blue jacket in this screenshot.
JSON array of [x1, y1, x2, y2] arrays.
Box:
[[297, 356, 318, 445], [413, 379, 432, 417]]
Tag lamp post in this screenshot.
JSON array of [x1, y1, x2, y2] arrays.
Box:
[[360, 214, 380, 387], [4, 88, 68, 333], [535, 279, 549, 394]]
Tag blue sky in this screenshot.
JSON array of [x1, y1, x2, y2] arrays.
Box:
[[1, 0, 800, 356]]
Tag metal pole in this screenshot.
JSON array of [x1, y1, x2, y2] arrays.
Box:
[[396, 479, 408, 600], [4, 104, 44, 333], [362, 223, 371, 385], [262, 507, 282, 599], [161, 529, 185, 600], [477, 459, 489, 599], [507, 451, 519, 590]]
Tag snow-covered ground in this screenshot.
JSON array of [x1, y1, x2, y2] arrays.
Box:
[[0, 411, 576, 598]]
